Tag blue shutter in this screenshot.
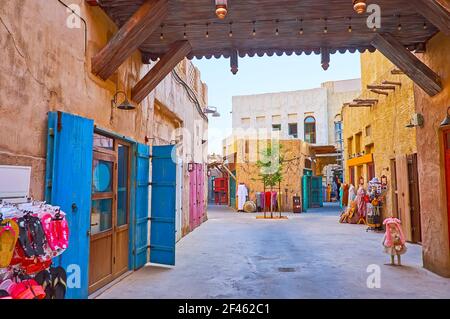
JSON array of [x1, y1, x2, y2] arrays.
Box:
[[134, 143, 150, 269], [45, 111, 94, 299], [150, 145, 176, 266]]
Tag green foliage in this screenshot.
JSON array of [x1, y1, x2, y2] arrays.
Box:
[[256, 143, 284, 188]]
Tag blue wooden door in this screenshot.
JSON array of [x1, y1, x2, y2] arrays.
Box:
[[150, 145, 176, 266], [134, 143, 150, 269], [45, 111, 94, 299]]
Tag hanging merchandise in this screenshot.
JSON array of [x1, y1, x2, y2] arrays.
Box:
[[0, 200, 69, 299], [366, 177, 386, 231]]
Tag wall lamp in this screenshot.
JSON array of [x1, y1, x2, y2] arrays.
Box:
[[204, 106, 221, 117], [440, 107, 450, 127], [112, 91, 135, 111], [406, 113, 424, 128]]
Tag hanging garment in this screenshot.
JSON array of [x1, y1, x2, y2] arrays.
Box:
[[271, 192, 278, 211], [264, 191, 271, 210], [356, 186, 367, 218], [255, 192, 264, 212], [348, 184, 356, 204], [237, 184, 248, 211], [342, 184, 349, 207]]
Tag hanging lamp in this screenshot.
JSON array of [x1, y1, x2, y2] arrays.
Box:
[[352, 0, 367, 14], [215, 0, 228, 19]]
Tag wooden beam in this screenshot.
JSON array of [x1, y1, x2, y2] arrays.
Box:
[[348, 104, 373, 108], [92, 0, 168, 80], [371, 33, 442, 96], [391, 69, 404, 75], [382, 80, 402, 86], [410, 0, 450, 36], [230, 49, 238, 75], [132, 41, 192, 103], [367, 85, 396, 90], [354, 99, 379, 104], [321, 48, 330, 71], [370, 89, 389, 96]]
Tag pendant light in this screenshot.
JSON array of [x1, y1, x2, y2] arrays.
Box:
[[215, 0, 228, 19], [352, 0, 367, 14]]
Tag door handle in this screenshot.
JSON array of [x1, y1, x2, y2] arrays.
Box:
[[91, 223, 99, 227], [72, 203, 78, 212]]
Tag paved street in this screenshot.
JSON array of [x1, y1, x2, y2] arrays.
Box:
[[98, 204, 450, 299]]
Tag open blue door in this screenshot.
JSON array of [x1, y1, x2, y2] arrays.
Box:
[[45, 111, 94, 299], [150, 145, 176, 266], [134, 143, 150, 269]]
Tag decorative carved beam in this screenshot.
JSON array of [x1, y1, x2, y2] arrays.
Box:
[[321, 48, 330, 71], [92, 0, 168, 80], [132, 41, 192, 103], [371, 33, 442, 96], [410, 0, 450, 36], [230, 49, 238, 75]]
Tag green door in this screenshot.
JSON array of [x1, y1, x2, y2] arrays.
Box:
[[229, 171, 236, 209]]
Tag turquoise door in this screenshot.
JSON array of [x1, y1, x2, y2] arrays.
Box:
[[311, 176, 323, 208], [150, 145, 176, 265], [229, 171, 236, 208], [45, 111, 94, 299], [302, 175, 311, 211]]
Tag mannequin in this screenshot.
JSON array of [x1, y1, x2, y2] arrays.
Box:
[[237, 183, 248, 212]]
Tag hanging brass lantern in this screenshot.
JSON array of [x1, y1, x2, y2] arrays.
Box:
[[215, 0, 228, 19], [353, 0, 367, 14]]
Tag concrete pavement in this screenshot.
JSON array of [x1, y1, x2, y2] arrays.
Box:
[[97, 204, 450, 299]]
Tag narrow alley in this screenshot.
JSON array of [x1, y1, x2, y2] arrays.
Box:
[[98, 205, 450, 299]]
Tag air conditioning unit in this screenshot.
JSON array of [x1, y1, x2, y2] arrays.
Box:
[[0, 165, 31, 204]]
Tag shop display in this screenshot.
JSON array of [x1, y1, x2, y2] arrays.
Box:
[[366, 177, 385, 231], [0, 200, 69, 299], [382, 217, 407, 266]]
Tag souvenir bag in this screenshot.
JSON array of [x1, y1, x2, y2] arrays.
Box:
[[40, 210, 69, 255]]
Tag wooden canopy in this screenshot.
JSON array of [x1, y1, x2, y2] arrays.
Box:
[[92, 0, 450, 101]]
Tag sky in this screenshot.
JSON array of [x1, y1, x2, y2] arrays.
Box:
[[192, 53, 362, 155]]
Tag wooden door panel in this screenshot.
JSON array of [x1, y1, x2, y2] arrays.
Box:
[[89, 235, 113, 292], [396, 155, 412, 241], [114, 227, 129, 275]]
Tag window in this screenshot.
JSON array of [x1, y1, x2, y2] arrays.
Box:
[[304, 116, 316, 144], [272, 124, 281, 131], [365, 125, 372, 137], [288, 123, 298, 138], [347, 137, 354, 157], [367, 162, 375, 182], [241, 117, 250, 128], [256, 116, 265, 127], [355, 132, 362, 154]]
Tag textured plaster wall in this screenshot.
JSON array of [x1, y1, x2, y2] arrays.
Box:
[[413, 33, 450, 277], [235, 139, 312, 211], [0, 0, 207, 238], [342, 51, 417, 221]]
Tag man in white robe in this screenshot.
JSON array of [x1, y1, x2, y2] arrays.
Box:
[[237, 183, 248, 211]]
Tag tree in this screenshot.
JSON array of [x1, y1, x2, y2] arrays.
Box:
[[256, 143, 284, 189]]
